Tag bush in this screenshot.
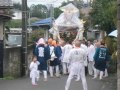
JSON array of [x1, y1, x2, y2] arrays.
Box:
[[105, 37, 115, 55], [105, 36, 117, 73], [28, 29, 45, 43], [108, 51, 117, 73]]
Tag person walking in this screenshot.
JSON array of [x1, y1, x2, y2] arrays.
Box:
[[35, 38, 50, 81], [62, 41, 73, 75], [49, 40, 62, 77], [65, 40, 88, 90], [93, 41, 110, 80], [87, 40, 96, 76], [75, 40, 88, 81], [29, 56, 40, 85]]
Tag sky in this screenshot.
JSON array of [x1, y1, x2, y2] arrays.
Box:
[[12, 0, 88, 7]]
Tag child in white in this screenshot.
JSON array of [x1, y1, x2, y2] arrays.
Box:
[[65, 40, 88, 90], [29, 57, 40, 85], [62, 42, 73, 74]]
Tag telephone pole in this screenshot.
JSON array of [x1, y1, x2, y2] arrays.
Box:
[[21, 0, 28, 76]]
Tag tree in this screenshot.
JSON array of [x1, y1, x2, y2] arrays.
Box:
[[13, 3, 22, 10], [5, 18, 39, 28], [6, 20, 22, 28], [30, 4, 48, 19], [54, 8, 62, 19], [13, 3, 29, 11], [90, 0, 117, 34], [117, 0, 120, 89]]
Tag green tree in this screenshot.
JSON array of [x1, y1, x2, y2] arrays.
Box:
[[13, 3, 29, 10], [6, 18, 39, 28], [30, 4, 48, 19], [90, 0, 117, 34], [13, 3, 22, 10], [6, 20, 22, 28], [54, 8, 62, 19]]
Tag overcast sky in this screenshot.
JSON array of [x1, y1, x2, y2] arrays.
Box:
[[12, 0, 88, 7]]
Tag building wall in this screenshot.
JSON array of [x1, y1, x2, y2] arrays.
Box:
[[87, 31, 95, 39], [12, 10, 22, 20], [3, 46, 33, 78], [3, 47, 21, 78]]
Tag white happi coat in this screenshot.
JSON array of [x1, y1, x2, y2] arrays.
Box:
[[87, 44, 95, 61], [68, 48, 87, 75], [62, 44, 73, 63], [29, 61, 40, 78], [81, 44, 88, 66]]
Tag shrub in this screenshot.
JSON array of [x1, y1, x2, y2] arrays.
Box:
[[28, 29, 45, 44], [105, 36, 117, 73], [108, 51, 117, 73]]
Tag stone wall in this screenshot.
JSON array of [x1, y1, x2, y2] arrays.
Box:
[[3, 46, 21, 78], [3, 45, 33, 78]]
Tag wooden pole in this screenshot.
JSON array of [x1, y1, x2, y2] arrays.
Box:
[[21, 0, 28, 76]]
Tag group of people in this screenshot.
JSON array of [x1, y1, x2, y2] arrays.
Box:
[[29, 37, 110, 90]]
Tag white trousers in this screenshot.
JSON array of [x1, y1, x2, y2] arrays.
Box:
[[43, 70, 47, 79], [49, 65, 60, 77], [62, 62, 69, 74], [65, 63, 88, 90], [94, 68, 108, 79], [31, 75, 36, 85], [88, 61, 95, 75], [31, 71, 40, 85], [104, 68, 108, 77]]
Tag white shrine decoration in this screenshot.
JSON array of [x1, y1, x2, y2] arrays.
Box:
[[49, 3, 85, 41]]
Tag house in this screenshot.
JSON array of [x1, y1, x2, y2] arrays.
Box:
[[0, 0, 13, 78]]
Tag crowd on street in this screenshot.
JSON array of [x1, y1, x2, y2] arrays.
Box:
[[29, 37, 111, 90]]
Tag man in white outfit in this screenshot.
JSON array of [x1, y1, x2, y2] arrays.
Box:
[[62, 41, 73, 75], [75, 40, 88, 81], [87, 40, 95, 76], [65, 40, 88, 90]]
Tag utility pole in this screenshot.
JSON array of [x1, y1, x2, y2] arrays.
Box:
[[21, 0, 28, 76], [50, 4, 54, 18], [117, 0, 120, 89]]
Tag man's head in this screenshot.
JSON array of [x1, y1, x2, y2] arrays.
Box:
[[100, 41, 105, 46], [58, 40, 65, 46], [74, 40, 81, 47], [87, 40, 92, 46], [48, 38, 53, 45], [52, 40, 57, 46]]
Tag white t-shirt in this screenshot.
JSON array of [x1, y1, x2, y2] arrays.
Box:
[[62, 44, 73, 63], [81, 44, 88, 66], [69, 48, 86, 64], [87, 44, 95, 61]]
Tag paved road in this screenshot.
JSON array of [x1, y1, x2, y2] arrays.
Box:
[[0, 74, 116, 90]]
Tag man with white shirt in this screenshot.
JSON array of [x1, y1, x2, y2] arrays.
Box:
[[65, 40, 88, 90], [75, 40, 88, 81], [87, 40, 96, 76], [62, 41, 73, 75]]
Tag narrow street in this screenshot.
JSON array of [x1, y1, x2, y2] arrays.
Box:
[[0, 74, 116, 90]]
